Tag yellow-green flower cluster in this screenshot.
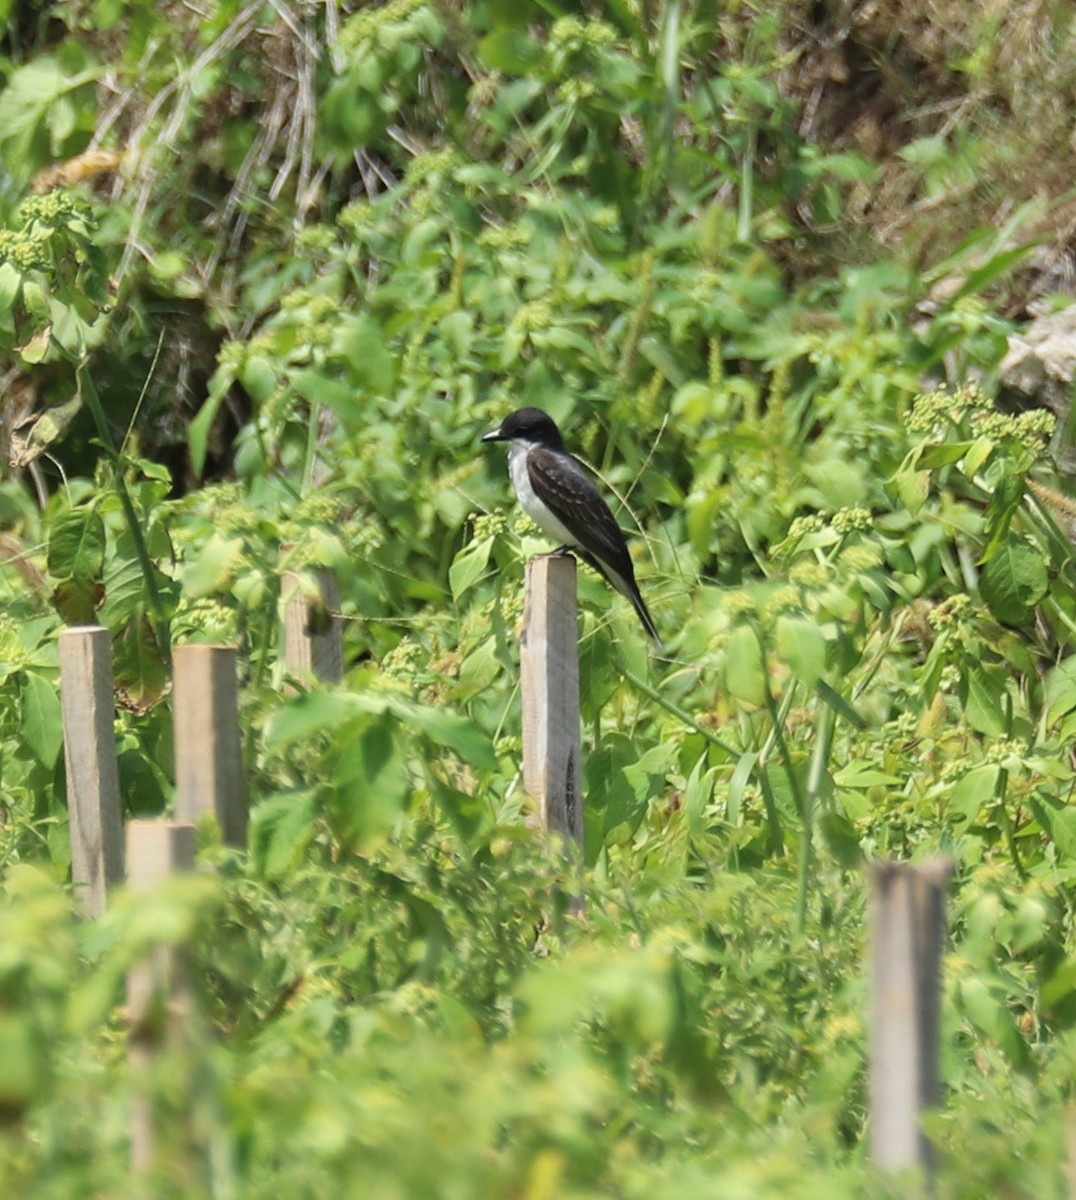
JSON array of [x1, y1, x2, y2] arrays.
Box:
[[550, 16, 618, 51], [294, 225, 337, 255], [18, 190, 91, 228], [0, 229, 48, 272], [405, 147, 460, 188], [968, 405, 1055, 451], [337, 201, 371, 235], [723, 589, 757, 616], [788, 560, 829, 588], [831, 506, 872, 535], [295, 495, 344, 526], [907, 384, 993, 433], [762, 585, 801, 619], [217, 340, 246, 370], [555, 79, 597, 105], [478, 223, 532, 249], [508, 298, 553, 337], [339, 0, 431, 50], [382, 636, 424, 681], [837, 543, 883, 572], [926, 593, 972, 631], [471, 510, 508, 540], [786, 513, 825, 539]]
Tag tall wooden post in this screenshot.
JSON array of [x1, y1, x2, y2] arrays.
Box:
[[125, 818, 196, 1173], [173, 644, 246, 847], [282, 568, 343, 683], [59, 625, 124, 916], [869, 858, 953, 1175], [520, 554, 582, 846]]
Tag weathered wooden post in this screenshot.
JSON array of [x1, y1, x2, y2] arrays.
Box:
[[520, 554, 583, 847], [869, 858, 953, 1176], [282, 567, 343, 683], [58, 625, 124, 916], [125, 818, 196, 1173], [172, 644, 246, 847]]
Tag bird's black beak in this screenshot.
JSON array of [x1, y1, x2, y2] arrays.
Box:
[[480, 424, 505, 443]]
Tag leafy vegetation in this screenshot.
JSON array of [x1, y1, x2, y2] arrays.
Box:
[[2, 1, 1076, 1195]]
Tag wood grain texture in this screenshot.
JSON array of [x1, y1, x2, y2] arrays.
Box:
[[520, 554, 582, 846], [282, 568, 343, 683], [173, 644, 246, 847], [869, 858, 953, 1174], [59, 626, 124, 917]]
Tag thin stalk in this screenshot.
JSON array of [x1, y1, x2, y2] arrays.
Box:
[[77, 362, 170, 665], [797, 702, 834, 934], [619, 662, 738, 756]]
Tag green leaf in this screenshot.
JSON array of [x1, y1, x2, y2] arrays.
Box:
[[19, 671, 63, 768], [775, 614, 826, 687], [960, 668, 1007, 737], [1045, 657, 1076, 725], [979, 534, 1048, 625], [449, 536, 494, 601], [0, 262, 22, 312], [47, 507, 106, 582], [725, 623, 765, 707], [478, 29, 542, 74], [329, 714, 411, 851], [249, 790, 318, 879], [188, 363, 236, 479], [332, 315, 397, 394]]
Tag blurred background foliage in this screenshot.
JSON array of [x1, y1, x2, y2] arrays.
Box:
[[3, 0, 1076, 1195]]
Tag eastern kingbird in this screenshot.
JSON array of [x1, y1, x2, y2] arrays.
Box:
[[482, 406, 660, 645]]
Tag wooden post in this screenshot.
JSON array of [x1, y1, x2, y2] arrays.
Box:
[[869, 858, 953, 1175], [282, 567, 343, 683], [172, 644, 246, 847], [125, 818, 196, 1173], [59, 625, 124, 917], [520, 554, 582, 846]]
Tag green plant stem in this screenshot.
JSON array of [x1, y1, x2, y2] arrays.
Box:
[[77, 362, 171, 665], [618, 663, 738, 756], [797, 703, 834, 934]]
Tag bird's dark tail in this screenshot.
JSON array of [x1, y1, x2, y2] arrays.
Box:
[[579, 550, 662, 649]]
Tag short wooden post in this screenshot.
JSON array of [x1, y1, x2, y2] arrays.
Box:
[[869, 858, 953, 1175], [59, 625, 124, 917], [520, 554, 583, 846], [172, 644, 246, 847], [125, 818, 196, 1173], [282, 568, 343, 683]]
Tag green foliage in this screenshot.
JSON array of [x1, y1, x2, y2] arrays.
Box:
[[2, 2, 1076, 1195]]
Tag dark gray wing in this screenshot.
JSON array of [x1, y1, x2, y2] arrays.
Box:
[[527, 447, 635, 579]]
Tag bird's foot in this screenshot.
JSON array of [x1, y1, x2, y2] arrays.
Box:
[[552, 545, 576, 558]]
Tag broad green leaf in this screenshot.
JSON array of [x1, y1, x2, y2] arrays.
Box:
[[979, 534, 1047, 625], [775, 614, 825, 687], [329, 714, 411, 851], [1045, 657, 1076, 725], [946, 765, 999, 825], [188, 363, 236, 479], [333, 315, 397, 394], [478, 29, 542, 74], [47, 507, 105, 582], [249, 790, 318, 879], [725, 622, 765, 707], [0, 262, 21, 311], [448, 535, 493, 600], [960, 668, 1007, 737], [832, 762, 902, 788], [19, 670, 63, 768]]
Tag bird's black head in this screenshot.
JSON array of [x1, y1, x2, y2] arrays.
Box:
[[481, 407, 565, 450]]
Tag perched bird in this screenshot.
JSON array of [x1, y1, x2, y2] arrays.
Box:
[[481, 406, 660, 645]]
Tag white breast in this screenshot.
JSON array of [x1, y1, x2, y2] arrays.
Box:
[[508, 443, 578, 547]]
